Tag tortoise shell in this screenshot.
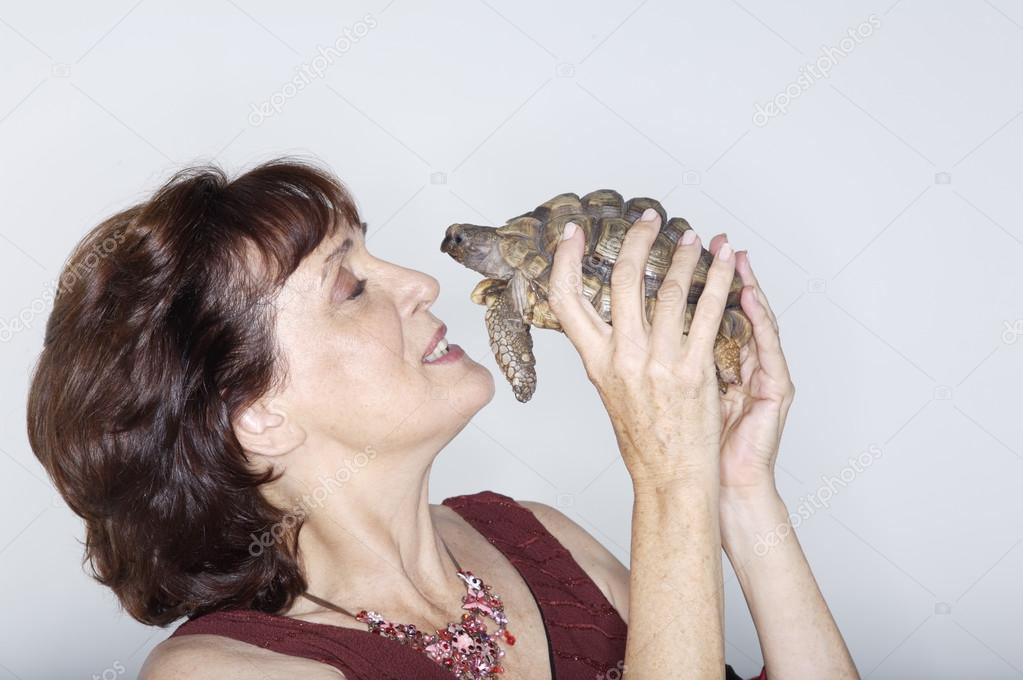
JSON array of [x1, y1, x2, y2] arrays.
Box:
[[440, 190, 752, 402]]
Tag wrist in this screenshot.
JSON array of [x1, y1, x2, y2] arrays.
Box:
[[632, 465, 720, 498], [633, 472, 720, 524], [719, 488, 790, 557], [720, 480, 781, 510], [632, 475, 721, 561]]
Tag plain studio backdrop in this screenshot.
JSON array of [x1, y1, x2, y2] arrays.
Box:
[[1, 1, 1021, 678]]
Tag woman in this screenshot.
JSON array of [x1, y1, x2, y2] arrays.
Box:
[[27, 158, 858, 679]]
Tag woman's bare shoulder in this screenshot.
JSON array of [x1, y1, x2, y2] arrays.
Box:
[[514, 499, 630, 623], [140, 633, 346, 680]]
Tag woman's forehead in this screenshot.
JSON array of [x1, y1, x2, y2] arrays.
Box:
[[315, 220, 365, 272], [325, 219, 366, 249]]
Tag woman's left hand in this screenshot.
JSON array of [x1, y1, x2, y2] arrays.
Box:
[[706, 237, 795, 500], [702, 242, 861, 679]]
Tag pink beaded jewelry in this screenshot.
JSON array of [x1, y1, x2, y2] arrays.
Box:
[[301, 537, 515, 679]]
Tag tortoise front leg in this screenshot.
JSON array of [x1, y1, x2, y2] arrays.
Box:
[[712, 308, 753, 393], [472, 277, 537, 403], [679, 301, 751, 394]]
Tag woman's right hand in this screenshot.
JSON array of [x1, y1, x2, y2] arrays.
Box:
[[548, 207, 739, 492]]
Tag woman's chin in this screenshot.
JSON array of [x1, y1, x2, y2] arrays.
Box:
[[461, 361, 496, 404], [439, 361, 495, 415]]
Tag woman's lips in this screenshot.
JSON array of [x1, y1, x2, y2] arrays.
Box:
[[421, 322, 467, 364], [422, 323, 448, 360], [423, 343, 464, 364]]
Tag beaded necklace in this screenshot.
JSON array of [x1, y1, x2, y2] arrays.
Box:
[[301, 536, 515, 679]]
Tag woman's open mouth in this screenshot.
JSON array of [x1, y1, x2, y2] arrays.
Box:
[[422, 325, 465, 365], [423, 338, 465, 364]]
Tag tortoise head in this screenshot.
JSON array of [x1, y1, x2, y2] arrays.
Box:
[[440, 223, 516, 279]]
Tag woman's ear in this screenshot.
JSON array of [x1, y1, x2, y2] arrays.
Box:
[[233, 399, 306, 458]]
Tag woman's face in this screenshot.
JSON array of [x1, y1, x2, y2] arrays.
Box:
[[267, 223, 495, 464]]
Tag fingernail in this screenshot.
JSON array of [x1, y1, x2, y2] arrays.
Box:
[[718, 242, 733, 261], [681, 229, 697, 245], [743, 250, 750, 265], [641, 208, 658, 222], [562, 221, 576, 240]]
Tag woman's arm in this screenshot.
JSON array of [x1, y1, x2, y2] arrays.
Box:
[[141, 635, 347, 679], [721, 488, 858, 679], [629, 478, 725, 677], [549, 213, 738, 677], [712, 246, 859, 679]]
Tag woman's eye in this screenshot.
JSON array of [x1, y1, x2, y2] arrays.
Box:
[[334, 268, 366, 302], [346, 278, 366, 300]]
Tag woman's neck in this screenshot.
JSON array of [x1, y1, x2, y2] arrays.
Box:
[[285, 459, 465, 624]]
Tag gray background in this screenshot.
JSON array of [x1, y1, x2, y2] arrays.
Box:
[[1, 0, 1021, 678]]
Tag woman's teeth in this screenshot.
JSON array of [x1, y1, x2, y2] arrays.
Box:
[[423, 337, 450, 363]]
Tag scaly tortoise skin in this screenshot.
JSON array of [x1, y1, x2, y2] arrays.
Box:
[[440, 190, 753, 403]]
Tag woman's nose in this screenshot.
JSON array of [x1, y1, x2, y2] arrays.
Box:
[[399, 266, 440, 316]]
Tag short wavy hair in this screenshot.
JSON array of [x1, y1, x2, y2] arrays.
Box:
[[26, 157, 362, 626]]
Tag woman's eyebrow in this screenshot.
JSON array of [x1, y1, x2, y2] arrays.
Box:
[[320, 238, 352, 284], [319, 222, 367, 284]]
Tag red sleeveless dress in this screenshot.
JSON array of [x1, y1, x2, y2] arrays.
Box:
[[170, 490, 767, 679]]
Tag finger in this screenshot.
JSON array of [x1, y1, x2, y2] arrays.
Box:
[[737, 332, 759, 387], [650, 227, 702, 361], [739, 284, 792, 386], [707, 232, 728, 254], [610, 208, 660, 340], [549, 221, 607, 354], [685, 235, 736, 361], [734, 250, 778, 331]]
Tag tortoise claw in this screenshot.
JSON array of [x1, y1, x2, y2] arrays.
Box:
[[482, 283, 537, 403]]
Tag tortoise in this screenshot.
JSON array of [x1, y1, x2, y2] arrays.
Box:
[[439, 190, 753, 403]]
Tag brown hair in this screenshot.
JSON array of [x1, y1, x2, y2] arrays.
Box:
[[26, 157, 361, 626]]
